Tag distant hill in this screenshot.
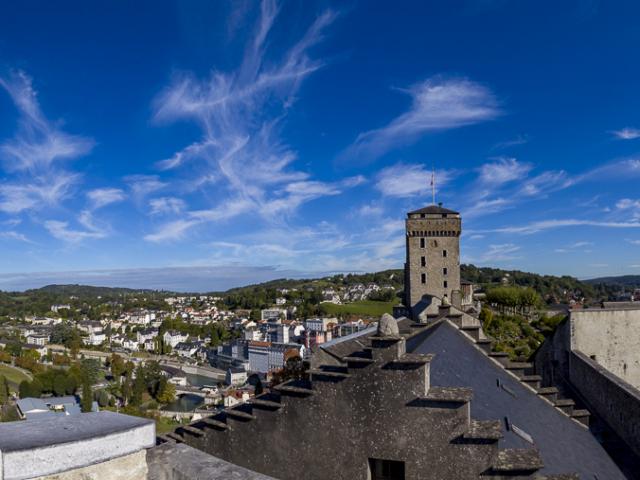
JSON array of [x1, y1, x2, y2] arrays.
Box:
[[29, 284, 174, 296], [584, 275, 640, 288]]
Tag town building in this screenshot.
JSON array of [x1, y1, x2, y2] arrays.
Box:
[[26, 333, 49, 346], [163, 330, 188, 348], [225, 367, 248, 387], [260, 308, 285, 322]]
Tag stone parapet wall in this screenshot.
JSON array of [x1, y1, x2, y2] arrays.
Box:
[[34, 450, 147, 480], [569, 350, 640, 457], [0, 412, 155, 480]]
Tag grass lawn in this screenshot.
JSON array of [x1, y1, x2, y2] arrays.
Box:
[[320, 300, 395, 317], [0, 363, 32, 388]]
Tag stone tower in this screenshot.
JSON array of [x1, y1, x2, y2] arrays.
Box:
[[404, 204, 461, 316]]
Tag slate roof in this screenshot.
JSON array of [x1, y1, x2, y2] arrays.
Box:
[[409, 321, 626, 479], [408, 204, 459, 215]]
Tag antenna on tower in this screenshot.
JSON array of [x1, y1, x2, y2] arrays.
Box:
[[430, 166, 436, 205]]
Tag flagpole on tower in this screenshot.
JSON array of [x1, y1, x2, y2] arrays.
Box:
[[431, 166, 436, 205]]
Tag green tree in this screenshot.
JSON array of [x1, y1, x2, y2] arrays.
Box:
[[110, 353, 125, 381], [81, 381, 93, 412], [96, 389, 110, 408], [156, 378, 176, 404], [53, 372, 68, 396], [0, 375, 8, 404], [130, 366, 146, 406]]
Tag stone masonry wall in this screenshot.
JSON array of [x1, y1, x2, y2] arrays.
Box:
[[570, 309, 640, 389], [569, 350, 640, 457], [405, 214, 461, 313], [175, 336, 534, 480]]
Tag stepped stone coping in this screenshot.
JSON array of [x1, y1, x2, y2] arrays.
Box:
[[492, 448, 544, 472], [225, 409, 257, 421], [571, 409, 589, 418], [534, 475, 579, 480], [464, 420, 503, 440], [201, 417, 228, 429], [166, 432, 185, 443], [537, 387, 559, 395], [249, 398, 282, 409], [342, 356, 374, 364], [181, 425, 204, 437], [554, 398, 575, 407], [506, 362, 533, 369], [425, 386, 473, 403], [488, 351, 509, 358], [460, 325, 480, 331], [447, 311, 463, 317], [392, 353, 434, 365], [476, 338, 493, 344], [273, 384, 315, 396], [309, 369, 350, 379], [522, 375, 543, 382]]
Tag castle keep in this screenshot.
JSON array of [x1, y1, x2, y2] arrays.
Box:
[[404, 204, 461, 318]]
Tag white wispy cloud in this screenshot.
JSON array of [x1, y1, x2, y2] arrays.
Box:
[[463, 198, 512, 219], [125, 175, 167, 199], [492, 134, 529, 150], [0, 71, 94, 173], [149, 197, 187, 215], [145, 2, 351, 242], [342, 77, 500, 162], [375, 163, 454, 198], [0, 71, 92, 219], [44, 219, 106, 243], [554, 241, 594, 253], [87, 188, 126, 209], [626, 239, 640, 246], [611, 127, 640, 140], [0, 231, 33, 243], [478, 157, 531, 186], [466, 243, 521, 263], [474, 219, 640, 235]]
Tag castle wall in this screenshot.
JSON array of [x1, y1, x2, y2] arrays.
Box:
[[569, 350, 640, 457], [181, 341, 499, 480], [570, 309, 640, 389]]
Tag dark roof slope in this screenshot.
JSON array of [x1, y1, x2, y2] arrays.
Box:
[[408, 204, 459, 215], [410, 321, 625, 479]]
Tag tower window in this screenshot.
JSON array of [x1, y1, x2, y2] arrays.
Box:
[[444, 281, 448, 289], [421, 256, 426, 267], [443, 267, 448, 275], [443, 250, 448, 258], [420, 238, 425, 248], [421, 273, 426, 284]]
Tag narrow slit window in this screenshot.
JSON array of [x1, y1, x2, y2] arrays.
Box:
[[443, 250, 448, 258], [420, 238, 425, 248], [444, 280, 448, 288], [421, 256, 426, 267], [443, 267, 448, 275], [421, 273, 426, 284]]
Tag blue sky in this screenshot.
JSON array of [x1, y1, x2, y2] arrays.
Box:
[[1, 0, 640, 291]]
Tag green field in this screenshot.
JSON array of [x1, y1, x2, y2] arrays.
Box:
[[319, 300, 395, 317], [0, 364, 32, 387]]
